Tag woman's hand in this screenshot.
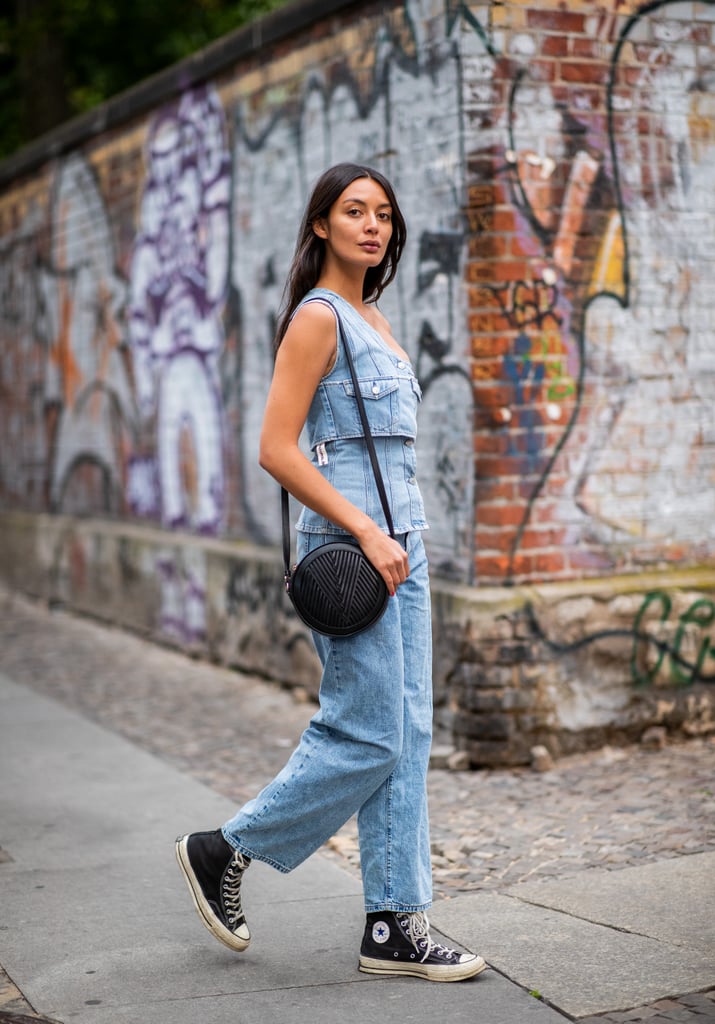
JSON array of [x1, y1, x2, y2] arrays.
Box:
[[356, 522, 410, 596]]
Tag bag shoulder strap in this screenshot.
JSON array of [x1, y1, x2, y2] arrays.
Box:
[[281, 300, 395, 582]]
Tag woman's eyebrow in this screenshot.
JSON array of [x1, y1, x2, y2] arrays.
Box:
[[340, 196, 392, 209]]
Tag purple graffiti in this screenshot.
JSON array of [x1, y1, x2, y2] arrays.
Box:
[[128, 85, 230, 533]]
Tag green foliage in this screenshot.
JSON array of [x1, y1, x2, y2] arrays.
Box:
[[1, 0, 288, 160], [0, 11, 24, 157]]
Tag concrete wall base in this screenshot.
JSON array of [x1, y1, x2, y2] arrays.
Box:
[[2, 511, 713, 766]]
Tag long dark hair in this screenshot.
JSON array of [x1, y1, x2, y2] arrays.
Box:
[[274, 163, 407, 348]]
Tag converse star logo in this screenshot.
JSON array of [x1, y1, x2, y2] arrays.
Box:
[[372, 921, 390, 944]]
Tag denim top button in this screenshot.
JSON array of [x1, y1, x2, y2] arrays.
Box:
[[372, 384, 380, 395]]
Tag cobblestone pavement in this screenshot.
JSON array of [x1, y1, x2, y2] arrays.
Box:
[[1, 587, 713, 1022]]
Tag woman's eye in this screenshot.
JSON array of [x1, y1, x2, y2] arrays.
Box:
[[378, 212, 392, 221]]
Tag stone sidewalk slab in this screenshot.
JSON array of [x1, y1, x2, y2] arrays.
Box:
[[0, 673, 565, 1024], [510, 853, 715, 951], [430, 871, 715, 1019]]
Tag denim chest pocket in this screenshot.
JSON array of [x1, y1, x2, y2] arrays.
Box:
[[338, 377, 399, 434]]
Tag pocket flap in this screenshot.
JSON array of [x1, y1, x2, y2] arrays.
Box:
[[343, 378, 400, 401]]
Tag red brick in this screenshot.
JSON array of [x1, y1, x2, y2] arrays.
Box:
[[476, 454, 532, 479], [491, 208, 516, 233], [559, 61, 609, 86], [490, 259, 533, 283], [534, 551, 566, 576], [530, 501, 560, 524], [478, 504, 526, 527], [570, 37, 601, 59], [475, 529, 512, 553], [466, 262, 497, 284], [509, 553, 536, 578], [471, 383, 513, 409], [476, 479, 516, 501], [465, 206, 494, 233], [474, 433, 510, 456], [519, 527, 566, 550], [541, 35, 569, 58], [527, 10, 585, 33], [476, 555, 510, 579], [468, 233, 511, 259], [469, 333, 510, 357], [468, 184, 496, 207], [467, 286, 502, 310], [471, 359, 503, 381]]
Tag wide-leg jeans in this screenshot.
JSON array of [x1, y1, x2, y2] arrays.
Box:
[[222, 530, 433, 912]]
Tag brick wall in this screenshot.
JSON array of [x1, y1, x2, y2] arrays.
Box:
[[1, 0, 714, 588], [0, 0, 713, 763], [464, 1, 715, 586]]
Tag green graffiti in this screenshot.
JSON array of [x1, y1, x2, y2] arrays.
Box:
[[631, 591, 715, 687], [525, 592, 715, 687], [537, 335, 576, 402], [670, 599, 715, 685]]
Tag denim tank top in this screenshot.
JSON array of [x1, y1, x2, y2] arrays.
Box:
[[294, 288, 429, 536]]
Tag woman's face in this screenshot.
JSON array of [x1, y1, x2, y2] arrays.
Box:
[[313, 177, 393, 271]]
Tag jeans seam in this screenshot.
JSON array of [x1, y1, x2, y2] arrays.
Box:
[[384, 771, 394, 904]]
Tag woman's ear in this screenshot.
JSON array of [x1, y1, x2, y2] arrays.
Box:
[[312, 217, 328, 240]]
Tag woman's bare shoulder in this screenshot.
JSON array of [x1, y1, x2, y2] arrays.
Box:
[[279, 298, 338, 374], [291, 297, 339, 329]]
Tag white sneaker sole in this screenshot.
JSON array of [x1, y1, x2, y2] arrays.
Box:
[[175, 836, 250, 952], [359, 953, 486, 982]]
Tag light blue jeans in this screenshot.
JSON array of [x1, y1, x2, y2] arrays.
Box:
[[222, 530, 433, 912]]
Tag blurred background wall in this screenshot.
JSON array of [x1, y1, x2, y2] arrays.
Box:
[[1, 0, 713, 763]]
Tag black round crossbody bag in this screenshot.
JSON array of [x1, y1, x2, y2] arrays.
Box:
[[281, 303, 396, 638]]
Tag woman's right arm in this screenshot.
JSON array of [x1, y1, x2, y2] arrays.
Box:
[[259, 302, 409, 594]]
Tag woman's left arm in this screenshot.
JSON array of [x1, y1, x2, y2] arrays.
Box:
[[259, 302, 410, 594]]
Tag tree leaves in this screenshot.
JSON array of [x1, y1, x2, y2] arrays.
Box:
[[1, 0, 287, 158]]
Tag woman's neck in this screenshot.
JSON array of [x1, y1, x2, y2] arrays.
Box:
[[315, 267, 366, 311]]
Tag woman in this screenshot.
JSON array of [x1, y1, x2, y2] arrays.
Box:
[[176, 163, 485, 982]]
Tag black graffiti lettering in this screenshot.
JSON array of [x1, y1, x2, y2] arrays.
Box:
[[525, 592, 715, 687], [226, 561, 282, 616], [417, 231, 463, 293]]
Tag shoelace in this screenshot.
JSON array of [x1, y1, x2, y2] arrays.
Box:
[[222, 851, 249, 927], [399, 912, 461, 964]]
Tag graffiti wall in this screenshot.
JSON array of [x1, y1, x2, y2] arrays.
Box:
[[0, 0, 714, 593], [465, 0, 715, 582]]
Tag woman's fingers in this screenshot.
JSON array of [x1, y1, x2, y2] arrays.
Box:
[[370, 538, 410, 595], [358, 526, 412, 594]]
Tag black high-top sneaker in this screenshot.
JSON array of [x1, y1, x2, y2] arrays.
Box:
[[175, 830, 251, 951], [359, 910, 486, 981]]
